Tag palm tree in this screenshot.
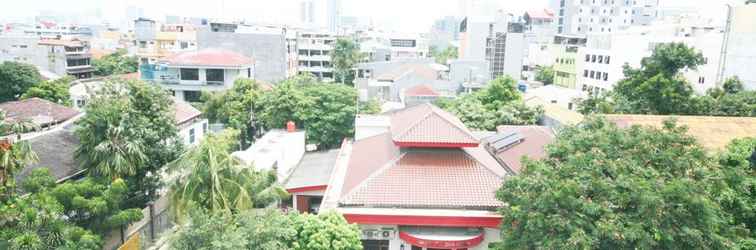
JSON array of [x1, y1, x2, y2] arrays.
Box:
[[0, 112, 39, 201], [168, 130, 288, 221]]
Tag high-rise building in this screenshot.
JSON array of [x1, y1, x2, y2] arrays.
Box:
[[300, 0, 316, 24], [429, 16, 461, 50], [552, 0, 659, 34], [326, 0, 342, 33]]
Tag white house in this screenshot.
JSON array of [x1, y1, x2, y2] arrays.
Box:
[[173, 100, 208, 146], [141, 48, 255, 102]]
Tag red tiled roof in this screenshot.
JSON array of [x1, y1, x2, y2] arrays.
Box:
[[164, 48, 254, 67], [341, 132, 402, 197], [405, 84, 440, 97], [390, 104, 478, 146], [340, 149, 504, 209], [526, 9, 555, 20], [0, 98, 79, 126], [491, 126, 555, 173], [173, 100, 202, 125]]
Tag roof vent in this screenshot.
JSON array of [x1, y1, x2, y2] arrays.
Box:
[[486, 132, 525, 153]]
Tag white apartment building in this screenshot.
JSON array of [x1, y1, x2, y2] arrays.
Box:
[[577, 23, 723, 95], [721, 3, 756, 90], [140, 48, 255, 102], [295, 31, 336, 81], [552, 0, 659, 34], [133, 18, 198, 65]]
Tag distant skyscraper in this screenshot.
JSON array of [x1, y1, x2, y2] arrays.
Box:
[[300, 0, 315, 24], [551, 0, 659, 34], [326, 0, 341, 32]]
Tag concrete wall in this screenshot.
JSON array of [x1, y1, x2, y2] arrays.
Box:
[[723, 4, 756, 90], [197, 28, 287, 82], [179, 119, 208, 145]]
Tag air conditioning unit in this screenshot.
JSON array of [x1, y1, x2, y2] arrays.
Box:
[[361, 228, 396, 240]]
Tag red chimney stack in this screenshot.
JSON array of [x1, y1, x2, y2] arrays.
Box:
[[286, 121, 296, 132]]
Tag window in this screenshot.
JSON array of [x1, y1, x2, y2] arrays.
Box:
[[180, 68, 199, 81], [19, 45, 27, 48], [203, 122, 208, 135], [247, 68, 252, 78], [181, 42, 188, 49], [598, 55, 604, 63], [590, 71, 595, 78], [606, 56, 611, 64], [206, 69, 224, 84], [568, 102, 574, 110], [189, 128, 196, 144], [184, 91, 202, 102], [603, 72, 609, 81], [703, 57, 709, 64], [591, 55, 597, 62], [584, 70, 589, 77], [582, 84, 588, 91], [698, 76, 705, 84], [586, 54, 591, 62], [76, 99, 86, 108]]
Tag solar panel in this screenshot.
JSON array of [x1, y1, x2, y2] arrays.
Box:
[[485, 131, 517, 144], [489, 132, 524, 152]]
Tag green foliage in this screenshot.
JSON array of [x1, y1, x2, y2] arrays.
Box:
[[331, 39, 362, 85], [289, 212, 363, 250], [169, 209, 361, 250], [20, 76, 73, 106], [0, 61, 42, 102], [169, 130, 288, 220], [202, 78, 265, 148], [713, 138, 756, 243], [2, 170, 142, 249], [92, 49, 139, 76], [534, 65, 555, 85], [495, 117, 749, 249], [440, 76, 541, 130], [358, 99, 381, 115], [432, 46, 458, 65], [576, 93, 615, 115], [0, 132, 38, 202], [258, 76, 357, 149], [76, 79, 182, 208]]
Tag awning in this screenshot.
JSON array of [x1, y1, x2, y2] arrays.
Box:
[[399, 227, 484, 249]]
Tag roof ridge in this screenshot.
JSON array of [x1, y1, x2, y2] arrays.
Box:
[[427, 105, 478, 142], [341, 152, 406, 203], [392, 104, 435, 140]]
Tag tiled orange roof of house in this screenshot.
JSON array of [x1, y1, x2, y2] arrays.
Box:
[[490, 126, 555, 174], [390, 104, 478, 146], [164, 48, 254, 67], [340, 149, 504, 209], [173, 100, 202, 126], [0, 98, 79, 126], [405, 84, 440, 97]]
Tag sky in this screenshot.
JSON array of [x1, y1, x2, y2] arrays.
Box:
[[0, 0, 743, 32]]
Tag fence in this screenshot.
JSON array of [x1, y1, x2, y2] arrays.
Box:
[[103, 194, 173, 250]]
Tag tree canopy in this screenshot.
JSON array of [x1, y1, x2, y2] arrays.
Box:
[[76, 79, 182, 208], [438, 76, 542, 130], [92, 49, 139, 76], [0, 61, 42, 102], [20, 76, 73, 106], [0, 116, 38, 202], [495, 117, 751, 249], [432, 46, 458, 65], [534, 65, 555, 85], [331, 39, 362, 85], [201, 78, 265, 148]]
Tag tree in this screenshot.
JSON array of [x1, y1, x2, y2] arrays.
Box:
[[0, 61, 42, 102], [289, 212, 362, 250], [76, 79, 182, 208], [20, 76, 73, 106], [440, 76, 541, 130], [534, 66, 555, 85], [258, 76, 358, 149], [495, 117, 748, 249], [168, 130, 287, 220], [331, 39, 361, 85], [714, 137, 756, 245], [92, 49, 139, 76], [201, 78, 264, 148], [0, 114, 38, 202], [358, 99, 381, 115], [433, 46, 458, 65]]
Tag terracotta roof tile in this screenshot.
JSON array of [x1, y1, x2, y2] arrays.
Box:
[[341, 132, 401, 196], [173, 100, 202, 125], [405, 84, 440, 97], [0, 98, 79, 127], [340, 149, 504, 209], [490, 126, 555, 173], [163, 48, 254, 67], [390, 104, 478, 146]]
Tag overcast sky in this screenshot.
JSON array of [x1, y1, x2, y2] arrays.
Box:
[[0, 0, 742, 32]]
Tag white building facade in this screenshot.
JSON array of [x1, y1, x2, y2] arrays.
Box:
[[552, 0, 659, 34]]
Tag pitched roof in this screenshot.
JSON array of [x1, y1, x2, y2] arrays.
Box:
[[163, 48, 254, 67], [340, 149, 504, 209], [605, 114, 756, 151], [341, 132, 402, 197], [390, 104, 479, 146], [173, 100, 202, 125], [0, 98, 79, 127], [405, 84, 440, 97], [526, 9, 555, 20], [284, 149, 340, 190], [376, 64, 440, 82], [16, 122, 83, 184], [489, 126, 555, 174]]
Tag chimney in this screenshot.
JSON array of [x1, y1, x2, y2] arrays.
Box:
[[286, 121, 296, 132]]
